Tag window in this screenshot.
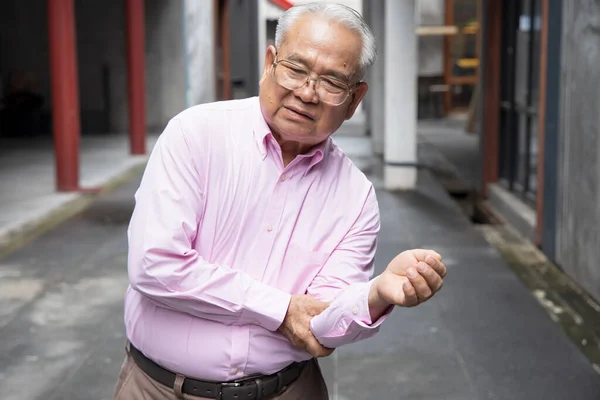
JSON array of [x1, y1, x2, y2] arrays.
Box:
[[498, 0, 542, 204]]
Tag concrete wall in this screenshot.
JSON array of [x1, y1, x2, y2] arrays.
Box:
[[418, 0, 444, 77], [144, 0, 187, 131], [184, 0, 216, 107], [0, 0, 187, 135], [556, 0, 600, 301]]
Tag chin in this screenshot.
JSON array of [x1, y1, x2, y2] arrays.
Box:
[[276, 119, 313, 136]]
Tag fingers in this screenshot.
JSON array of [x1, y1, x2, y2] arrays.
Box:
[[305, 335, 334, 358], [307, 302, 328, 316], [424, 255, 447, 278], [407, 266, 433, 302], [400, 278, 418, 307], [281, 295, 333, 357], [417, 262, 444, 292], [295, 295, 329, 317], [411, 249, 443, 262]]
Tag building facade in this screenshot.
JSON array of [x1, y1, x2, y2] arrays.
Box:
[[0, 0, 216, 191], [480, 0, 600, 301]]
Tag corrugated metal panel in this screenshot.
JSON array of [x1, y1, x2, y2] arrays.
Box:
[[556, 0, 600, 300]]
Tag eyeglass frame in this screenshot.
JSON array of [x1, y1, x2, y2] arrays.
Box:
[[271, 54, 362, 106]]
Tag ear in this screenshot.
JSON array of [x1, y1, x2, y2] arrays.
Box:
[[259, 45, 278, 85], [344, 81, 368, 120]]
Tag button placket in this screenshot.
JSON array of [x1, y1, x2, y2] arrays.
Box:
[[250, 176, 288, 282]]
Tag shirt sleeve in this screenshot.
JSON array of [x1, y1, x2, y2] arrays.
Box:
[[127, 118, 291, 332], [308, 186, 393, 348]]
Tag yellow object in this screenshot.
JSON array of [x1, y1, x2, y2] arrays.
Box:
[[462, 26, 479, 34], [416, 25, 459, 36], [457, 58, 479, 68]]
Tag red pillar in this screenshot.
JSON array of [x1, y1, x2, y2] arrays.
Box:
[[48, 0, 80, 191], [125, 0, 147, 155]]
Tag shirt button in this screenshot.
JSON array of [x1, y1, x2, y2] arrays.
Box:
[[232, 367, 239, 374], [266, 224, 273, 232], [281, 174, 287, 182], [352, 306, 359, 315]]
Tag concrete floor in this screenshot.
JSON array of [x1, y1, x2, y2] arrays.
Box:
[[0, 133, 158, 250]]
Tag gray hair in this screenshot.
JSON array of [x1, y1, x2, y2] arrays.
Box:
[[274, 2, 377, 77]]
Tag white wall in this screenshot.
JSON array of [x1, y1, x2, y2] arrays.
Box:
[[184, 0, 216, 107], [418, 0, 445, 77], [145, 0, 187, 130]]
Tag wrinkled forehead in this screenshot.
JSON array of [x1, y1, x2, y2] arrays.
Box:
[[278, 15, 363, 78]]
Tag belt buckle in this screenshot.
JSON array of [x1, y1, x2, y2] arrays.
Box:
[[217, 381, 242, 400]]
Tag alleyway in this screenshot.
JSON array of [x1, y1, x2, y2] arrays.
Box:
[[1, 134, 600, 400]]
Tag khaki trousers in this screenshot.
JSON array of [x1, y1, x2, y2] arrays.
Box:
[[113, 350, 329, 400]]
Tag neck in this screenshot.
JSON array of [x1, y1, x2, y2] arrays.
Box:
[[273, 132, 315, 167]]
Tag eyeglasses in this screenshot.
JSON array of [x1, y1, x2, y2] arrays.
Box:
[[272, 58, 356, 106]]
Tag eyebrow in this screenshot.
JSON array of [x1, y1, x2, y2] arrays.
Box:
[[283, 52, 351, 83]]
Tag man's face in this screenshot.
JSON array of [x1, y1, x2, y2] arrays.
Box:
[[258, 15, 368, 148]]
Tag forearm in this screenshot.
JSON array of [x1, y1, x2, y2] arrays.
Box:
[[309, 280, 392, 348], [129, 253, 291, 331]]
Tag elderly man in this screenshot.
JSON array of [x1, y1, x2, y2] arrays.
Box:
[[114, 3, 446, 400]]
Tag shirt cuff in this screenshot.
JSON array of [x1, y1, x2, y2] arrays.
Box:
[[309, 280, 393, 348], [241, 278, 291, 331]]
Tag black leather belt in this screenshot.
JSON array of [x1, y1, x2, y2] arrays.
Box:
[[129, 343, 305, 399]]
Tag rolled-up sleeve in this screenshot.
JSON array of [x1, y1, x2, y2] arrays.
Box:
[[308, 187, 393, 348], [127, 118, 290, 331]]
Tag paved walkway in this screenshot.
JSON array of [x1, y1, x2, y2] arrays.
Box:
[[1, 133, 599, 400], [0, 133, 158, 252], [333, 136, 600, 399], [417, 118, 480, 187]]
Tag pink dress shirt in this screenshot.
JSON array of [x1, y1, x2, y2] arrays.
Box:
[[124, 97, 388, 382]]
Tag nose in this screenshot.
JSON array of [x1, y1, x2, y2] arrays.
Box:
[[294, 78, 319, 104]]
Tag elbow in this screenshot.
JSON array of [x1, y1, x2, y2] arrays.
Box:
[[128, 260, 150, 294], [127, 252, 163, 295], [128, 265, 145, 293], [127, 247, 191, 296]]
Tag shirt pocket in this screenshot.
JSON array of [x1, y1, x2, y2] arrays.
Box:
[[282, 242, 330, 294]]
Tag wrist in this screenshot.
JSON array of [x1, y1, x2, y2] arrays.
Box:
[[368, 276, 391, 321]]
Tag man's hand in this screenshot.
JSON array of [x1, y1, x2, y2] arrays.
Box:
[[369, 249, 447, 319], [278, 294, 334, 358]]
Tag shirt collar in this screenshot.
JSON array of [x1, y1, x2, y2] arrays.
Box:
[[253, 97, 271, 160], [252, 97, 330, 168], [299, 139, 329, 171]]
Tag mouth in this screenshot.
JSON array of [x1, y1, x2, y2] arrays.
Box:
[[284, 106, 315, 121]]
